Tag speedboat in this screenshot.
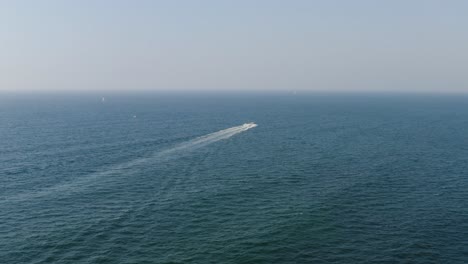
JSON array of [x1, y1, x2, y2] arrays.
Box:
[[242, 122, 257, 129]]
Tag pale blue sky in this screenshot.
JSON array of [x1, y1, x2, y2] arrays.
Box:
[[1, 0, 467, 92]]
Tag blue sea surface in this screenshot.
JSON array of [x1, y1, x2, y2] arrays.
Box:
[[1, 93, 468, 263]]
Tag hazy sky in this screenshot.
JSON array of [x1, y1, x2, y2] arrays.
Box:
[[1, 0, 467, 92]]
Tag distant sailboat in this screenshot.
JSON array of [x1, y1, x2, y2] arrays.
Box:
[[101, 97, 106, 103]]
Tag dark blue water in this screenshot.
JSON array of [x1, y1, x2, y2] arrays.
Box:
[[1, 93, 468, 263]]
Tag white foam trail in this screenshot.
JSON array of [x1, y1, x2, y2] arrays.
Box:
[[161, 122, 257, 155], [2, 123, 257, 203]]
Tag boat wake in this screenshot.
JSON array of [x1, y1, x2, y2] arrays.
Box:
[[2, 123, 257, 203], [159, 122, 257, 156]]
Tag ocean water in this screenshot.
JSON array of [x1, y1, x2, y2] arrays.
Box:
[[1, 93, 468, 263]]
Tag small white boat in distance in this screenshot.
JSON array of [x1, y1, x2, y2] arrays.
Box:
[[242, 122, 257, 129]]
